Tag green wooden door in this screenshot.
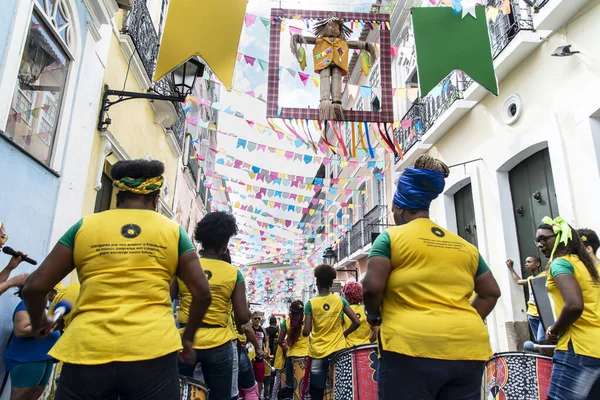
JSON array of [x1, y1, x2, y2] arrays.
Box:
[[509, 148, 559, 278], [454, 183, 478, 248]]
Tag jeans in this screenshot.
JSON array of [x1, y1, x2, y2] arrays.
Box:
[[237, 342, 256, 389], [378, 350, 484, 400], [309, 357, 330, 400], [528, 315, 546, 342], [548, 342, 600, 400], [179, 341, 233, 400], [56, 353, 179, 400], [231, 341, 239, 398]]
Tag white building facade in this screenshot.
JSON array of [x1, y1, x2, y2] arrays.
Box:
[[390, 0, 598, 352]]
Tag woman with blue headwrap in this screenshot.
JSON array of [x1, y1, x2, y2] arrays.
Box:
[[363, 155, 501, 400], [535, 218, 600, 399]]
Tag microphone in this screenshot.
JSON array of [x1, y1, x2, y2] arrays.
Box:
[[524, 340, 557, 352], [2, 247, 37, 265], [45, 300, 72, 335]]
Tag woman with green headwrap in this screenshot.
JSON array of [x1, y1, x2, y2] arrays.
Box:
[[535, 217, 600, 399], [21, 159, 213, 400], [363, 155, 501, 400]]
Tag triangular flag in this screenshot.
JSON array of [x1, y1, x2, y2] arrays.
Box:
[[412, 6, 498, 96], [236, 52, 243, 62], [390, 46, 399, 58], [312, 76, 319, 87], [289, 26, 303, 36], [258, 59, 269, 71], [298, 72, 310, 86], [348, 84, 359, 99], [246, 120, 256, 128], [499, 0, 512, 15], [359, 85, 372, 99], [286, 68, 297, 77], [244, 55, 256, 66], [486, 7, 500, 22], [244, 13, 257, 27], [260, 16, 270, 28], [245, 91, 256, 98]]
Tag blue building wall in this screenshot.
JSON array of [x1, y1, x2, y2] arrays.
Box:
[[0, 1, 91, 397]]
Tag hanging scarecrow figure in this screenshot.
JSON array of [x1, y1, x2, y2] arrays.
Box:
[[291, 14, 377, 121]]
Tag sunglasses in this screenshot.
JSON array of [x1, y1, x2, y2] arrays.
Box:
[[253, 317, 261, 320], [534, 235, 555, 245]]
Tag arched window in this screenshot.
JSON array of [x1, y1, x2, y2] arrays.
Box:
[[4, 0, 75, 165]]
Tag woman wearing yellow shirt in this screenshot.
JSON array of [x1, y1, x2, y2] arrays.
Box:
[[363, 155, 501, 400], [302, 264, 360, 400], [22, 160, 212, 400], [177, 211, 251, 400], [341, 281, 371, 347], [278, 300, 309, 399], [505, 256, 546, 342], [536, 218, 600, 399]]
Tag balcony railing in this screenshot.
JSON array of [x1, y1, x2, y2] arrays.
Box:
[[349, 220, 365, 255], [338, 236, 349, 262], [363, 204, 386, 243], [488, 0, 534, 59], [122, 0, 186, 151]]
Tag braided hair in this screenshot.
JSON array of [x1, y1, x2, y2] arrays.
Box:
[[413, 154, 450, 177], [288, 300, 304, 346]]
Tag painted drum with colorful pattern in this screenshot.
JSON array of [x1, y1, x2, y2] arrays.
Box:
[[291, 357, 310, 400], [179, 376, 208, 400], [330, 344, 379, 400], [485, 352, 552, 400]]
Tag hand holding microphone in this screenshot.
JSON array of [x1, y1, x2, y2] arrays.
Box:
[[2, 246, 37, 265]]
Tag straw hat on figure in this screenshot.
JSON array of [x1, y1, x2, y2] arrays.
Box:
[[291, 14, 377, 121]]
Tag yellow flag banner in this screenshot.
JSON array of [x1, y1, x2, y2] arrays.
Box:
[[154, 0, 247, 90]]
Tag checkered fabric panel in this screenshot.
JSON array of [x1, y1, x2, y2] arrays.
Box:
[[266, 9, 393, 123]]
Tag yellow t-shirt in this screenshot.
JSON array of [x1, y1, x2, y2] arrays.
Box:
[[526, 272, 548, 317], [547, 255, 600, 358], [50, 209, 193, 364], [305, 294, 348, 358], [49, 283, 81, 328], [178, 258, 242, 350], [344, 304, 371, 347], [369, 219, 492, 361], [283, 317, 309, 358], [274, 344, 285, 370]]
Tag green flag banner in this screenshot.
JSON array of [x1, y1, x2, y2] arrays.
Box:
[[412, 6, 498, 97]]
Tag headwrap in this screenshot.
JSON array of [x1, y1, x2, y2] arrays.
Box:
[[393, 167, 446, 210], [342, 281, 363, 305], [541, 216, 572, 260], [113, 176, 164, 195]]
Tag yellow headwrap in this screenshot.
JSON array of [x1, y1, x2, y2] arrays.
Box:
[[113, 176, 164, 195], [541, 216, 572, 260]]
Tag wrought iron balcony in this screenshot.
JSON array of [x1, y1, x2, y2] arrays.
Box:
[[363, 204, 386, 243], [122, 0, 186, 151], [349, 220, 365, 255], [338, 236, 349, 261], [122, 0, 159, 80], [487, 0, 534, 59]]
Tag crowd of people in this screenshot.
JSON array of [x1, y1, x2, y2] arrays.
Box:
[[0, 156, 598, 400]]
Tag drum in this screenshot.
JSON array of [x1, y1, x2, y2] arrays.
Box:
[[291, 357, 310, 400], [485, 352, 552, 400], [179, 376, 208, 400], [330, 344, 379, 400]]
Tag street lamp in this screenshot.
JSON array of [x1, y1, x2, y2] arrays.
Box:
[[97, 57, 205, 131], [322, 246, 338, 266]]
